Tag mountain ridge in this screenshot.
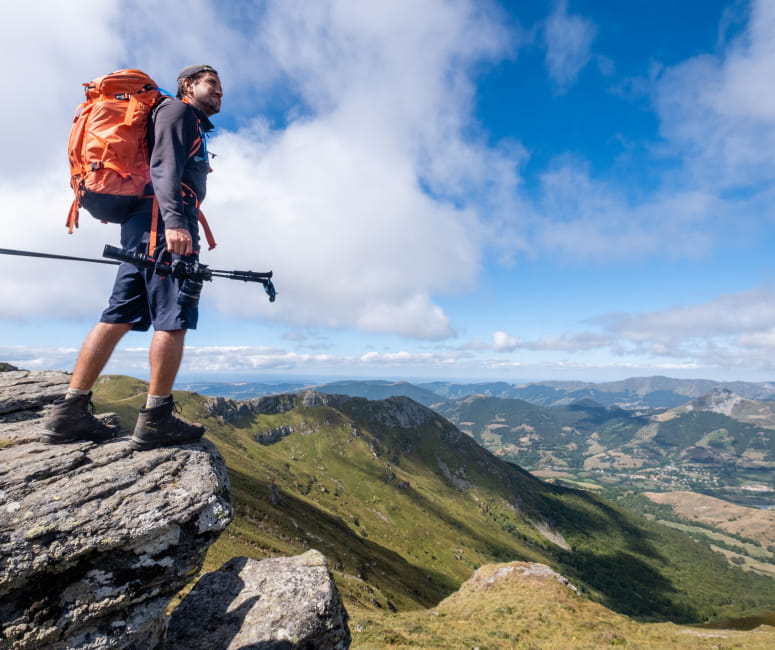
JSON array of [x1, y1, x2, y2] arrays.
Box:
[[181, 375, 775, 410]]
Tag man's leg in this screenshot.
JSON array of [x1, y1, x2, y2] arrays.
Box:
[[131, 328, 205, 450], [70, 322, 133, 390], [148, 329, 186, 397]]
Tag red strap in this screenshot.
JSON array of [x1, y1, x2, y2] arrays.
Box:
[[181, 182, 217, 250], [151, 193, 216, 254], [198, 209, 217, 250], [149, 197, 160, 255], [66, 197, 80, 234]]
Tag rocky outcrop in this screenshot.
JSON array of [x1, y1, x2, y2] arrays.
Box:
[[686, 387, 744, 416], [446, 560, 579, 598], [0, 367, 352, 649], [205, 391, 338, 424], [206, 390, 440, 434], [168, 551, 350, 649], [0, 368, 232, 649], [350, 395, 436, 430]]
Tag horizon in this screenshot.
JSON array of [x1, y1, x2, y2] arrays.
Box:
[[171, 372, 775, 387], [8, 360, 768, 389], [3, 1, 775, 383]]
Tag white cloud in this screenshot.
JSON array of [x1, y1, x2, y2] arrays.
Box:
[[0, 2, 126, 180], [496, 283, 775, 373], [655, 0, 775, 189], [492, 330, 518, 352], [598, 284, 775, 342], [455, 283, 775, 376], [528, 160, 721, 262], [202, 119, 477, 338], [543, 0, 597, 93]]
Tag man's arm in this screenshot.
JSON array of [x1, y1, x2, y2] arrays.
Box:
[[150, 100, 198, 255]]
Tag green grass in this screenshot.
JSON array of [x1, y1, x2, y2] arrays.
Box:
[[92, 378, 775, 630]]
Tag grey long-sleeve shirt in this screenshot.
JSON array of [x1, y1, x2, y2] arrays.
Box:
[[149, 98, 213, 232]]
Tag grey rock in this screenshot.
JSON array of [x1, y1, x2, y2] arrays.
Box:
[[205, 391, 336, 424], [205, 390, 438, 435], [371, 396, 435, 429], [0, 369, 70, 416], [0, 369, 233, 650], [254, 425, 296, 445], [167, 550, 351, 649]]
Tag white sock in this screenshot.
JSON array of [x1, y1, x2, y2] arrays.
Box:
[[66, 388, 90, 399], [146, 394, 172, 408]]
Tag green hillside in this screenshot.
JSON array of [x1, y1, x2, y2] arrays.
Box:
[[435, 393, 775, 497], [92, 377, 775, 627], [435, 394, 648, 465]]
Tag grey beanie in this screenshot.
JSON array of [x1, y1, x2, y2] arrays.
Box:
[[177, 64, 218, 81]]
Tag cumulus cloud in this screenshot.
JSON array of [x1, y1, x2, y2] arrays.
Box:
[[655, 0, 775, 189], [0, 2, 125, 180], [492, 330, 518, 352]]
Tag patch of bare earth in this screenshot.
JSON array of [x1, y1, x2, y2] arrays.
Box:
[[644, 490, 775, 547]]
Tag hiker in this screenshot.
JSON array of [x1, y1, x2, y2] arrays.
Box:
[[43, 64, 223, 450]]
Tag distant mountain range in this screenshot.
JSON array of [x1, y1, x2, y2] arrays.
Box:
[[433, 387, 775, 508], [181, 376, 775, 409]]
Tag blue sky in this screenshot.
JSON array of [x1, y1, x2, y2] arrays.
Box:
[[2, 0, 775, 384]]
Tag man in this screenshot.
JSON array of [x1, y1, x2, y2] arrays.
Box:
[[43, 65, 223, 451]]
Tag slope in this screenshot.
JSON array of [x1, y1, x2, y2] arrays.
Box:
[[91, 377, 775, 625], [355, 560, 775, 649]]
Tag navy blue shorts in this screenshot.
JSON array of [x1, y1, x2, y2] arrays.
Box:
[[100, 199, 200, 332]]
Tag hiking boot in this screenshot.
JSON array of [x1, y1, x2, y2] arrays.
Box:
[[129, 397, 205, 451], [41, 392, 118, 444]]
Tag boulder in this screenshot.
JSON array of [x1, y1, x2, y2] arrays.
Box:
[[0, 369, 233, 649], [0, 368, 70, 417], [167, 550, 351, 649]]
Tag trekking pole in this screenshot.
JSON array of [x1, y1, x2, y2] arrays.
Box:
[[0, 247, 120, 266], [0, 246, 277, 303], [102, 245, 277, 302]]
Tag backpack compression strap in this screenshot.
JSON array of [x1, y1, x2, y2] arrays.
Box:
[[147, 184, 217, 255], [66, 195, 80, 234]]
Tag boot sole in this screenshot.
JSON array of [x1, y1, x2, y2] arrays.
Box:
[[129, 434, 205, 451], [41, 432, 80, 444], [40, 431, 117, 444]]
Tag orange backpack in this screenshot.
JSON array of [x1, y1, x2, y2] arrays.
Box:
[[66, 69, 164, 233], [66, 68, 217, 252]]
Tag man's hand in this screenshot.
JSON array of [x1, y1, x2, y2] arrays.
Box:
[[165, 228, 194, 256]]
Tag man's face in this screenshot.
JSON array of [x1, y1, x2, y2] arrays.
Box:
[[185, 72, 223, 117]]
